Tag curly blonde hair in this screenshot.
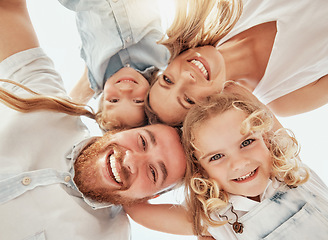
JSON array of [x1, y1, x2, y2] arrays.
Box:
[[182, 92, 309, 236]]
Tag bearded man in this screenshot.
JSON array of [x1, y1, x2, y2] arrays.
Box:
[[0, 1, 186, 239]]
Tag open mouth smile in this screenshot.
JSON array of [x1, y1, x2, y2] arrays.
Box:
[[189, 59, 209, 80], [116, 78, 138, 84], [106, 152, 123, 185], [233, 168, 258, 182]]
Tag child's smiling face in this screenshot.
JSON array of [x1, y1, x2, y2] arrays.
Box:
[[102, 67, 150, 128], [192, 108, 272, 200]]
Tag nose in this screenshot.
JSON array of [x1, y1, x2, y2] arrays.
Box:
[[182, 71, 197, 84], [119, 86, 133, 93], [122, 150, 145, 174], [229, 153, 250, 172]]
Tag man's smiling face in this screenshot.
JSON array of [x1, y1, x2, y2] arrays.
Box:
[[74, 124, 187, 205]]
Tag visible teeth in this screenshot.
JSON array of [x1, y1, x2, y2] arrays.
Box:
[[118, 79, 136, 84], [110, 154, 121, 183], [235, 170, 256, 181], [191, 59, 208, 79]]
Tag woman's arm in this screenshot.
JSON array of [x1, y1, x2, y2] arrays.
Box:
[[0, 0, 39, 62], [124, 202, 194, 235], [69, 66, 95, 103]]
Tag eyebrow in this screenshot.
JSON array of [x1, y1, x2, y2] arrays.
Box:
[[144, 129, 168, 185], [177, 96, 189, 110], [144, 129, 157, 146], [159, 161, 168, 186]]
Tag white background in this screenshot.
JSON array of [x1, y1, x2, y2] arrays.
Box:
[[27, 1, 328, 239]]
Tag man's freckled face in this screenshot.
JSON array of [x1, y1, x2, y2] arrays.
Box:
[[74, 124, 187, 204]]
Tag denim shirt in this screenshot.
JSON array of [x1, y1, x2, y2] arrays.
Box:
[[59, 0, 170, 97], [207, 173, 328, 239]]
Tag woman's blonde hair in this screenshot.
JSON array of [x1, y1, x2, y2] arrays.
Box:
[[0, 79, 97, 118], [0, 80, 128, 132], [0, 79, 123, 132], [182, 92, 309, 236], [144, 0, 243, 124], [161, 0, 243, 62]]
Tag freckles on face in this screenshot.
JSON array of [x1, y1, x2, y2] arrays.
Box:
[[104, 124, 187, 200]]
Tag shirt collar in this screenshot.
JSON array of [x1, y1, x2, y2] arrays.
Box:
[[66, 137, 116, 210], [227, 178, 282, 213]]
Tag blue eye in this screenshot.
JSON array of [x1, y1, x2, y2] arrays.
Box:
[[210, 153, 223, 161], [163, 75, 173, 84], [241, 139, 255, 148], [185, 96, 195, 105]]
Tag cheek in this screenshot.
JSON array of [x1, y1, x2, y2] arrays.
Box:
[[135, 87, 149, 98], [191, 86, 219, 101], [122, 180, 154, 200], [103, 86, 118, 99]]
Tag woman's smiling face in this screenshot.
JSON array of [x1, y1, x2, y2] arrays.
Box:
[[149, 46, 227, 125]]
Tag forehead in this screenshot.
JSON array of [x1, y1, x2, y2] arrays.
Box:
[[149, 83, 187, 125], [104, 103, 146, 126], [193, 110, 246, 151], [145, 124, 186, 180]]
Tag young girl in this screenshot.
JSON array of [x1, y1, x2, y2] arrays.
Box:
[[126, 91, 328, 239], [59, 0, 169, 131], [146, 0, 328, 126]]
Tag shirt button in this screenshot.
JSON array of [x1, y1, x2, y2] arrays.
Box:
[[125, 63, 130, 68], [125, 37, 131, 43], [22, 177, 31, 186], [64, 176, 71, 182]]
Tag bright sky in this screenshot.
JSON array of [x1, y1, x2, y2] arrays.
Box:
[[27, 1, 328, 239]]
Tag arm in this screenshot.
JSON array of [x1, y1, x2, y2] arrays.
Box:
[[69, 65, 95, 103], [0, 0, 39, 62], [124, 202, 194, 235]]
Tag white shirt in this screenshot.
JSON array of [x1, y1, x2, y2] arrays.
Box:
[[0, 48, 130, 240], [217, 0, 328, 104]]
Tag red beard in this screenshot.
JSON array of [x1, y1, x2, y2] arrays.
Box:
[[73, 131, 149, 205]]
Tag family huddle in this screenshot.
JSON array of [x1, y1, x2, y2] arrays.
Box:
[[1, 0, 328, 239]]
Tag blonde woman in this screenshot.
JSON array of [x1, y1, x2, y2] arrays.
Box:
[[146, 0, 328, 126], [125, 90, 328, 239]]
